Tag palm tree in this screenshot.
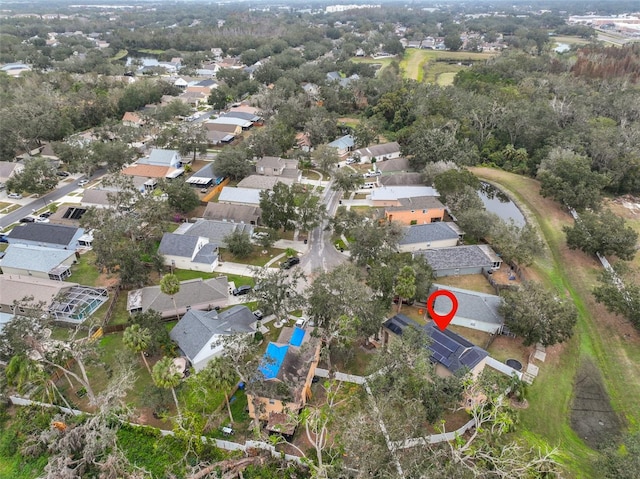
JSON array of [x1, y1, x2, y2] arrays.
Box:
[[160, 273, 181, 320], [394, 266, 417, 312], [152, 356, 182, 415], [203, 357, 237, 424], [123, 324, 152, 374]]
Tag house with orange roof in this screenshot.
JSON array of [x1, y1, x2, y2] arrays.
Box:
[[122, 112, 145, 127]]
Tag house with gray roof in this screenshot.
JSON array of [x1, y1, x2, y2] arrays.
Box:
[[222, 111, 261, 123], [127, 276, 229, 319], [209, 116, 252, 129], [6, 223, 84, 250], [376, 157, 410, 172], [353, 142, 401, 163], [398, 222, 461, 253], [237, 175, 295, 190], [158, 233, 219, 272], [382, 314, 488, 378], [327, 135, 355, 156], [255, 157, 300, 180], [175, 219, 254, 248], [138, 149, 184, 168], [414, 245, 503, 277], [218, 186, 262, 206], [169, 305, 256, 371], [0, 244, 77, 280], [0, 161, 24, 184], [379, 172, 424, 187], [429, 284, 504, 334], [205, 129, 235, 146], [203, 202, 261, 225]]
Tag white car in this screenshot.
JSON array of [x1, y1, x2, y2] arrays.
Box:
[[35, 217, 50, 223], [78, 179, 89, 187], [7, 192, 22, 199], [363, 170, 382, 178], [346, 157, 357, 164]]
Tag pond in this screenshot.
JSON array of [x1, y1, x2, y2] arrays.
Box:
[[477, 182, 526, 227]]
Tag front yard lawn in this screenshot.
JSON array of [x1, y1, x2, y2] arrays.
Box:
[[219, 246, 285, 267]]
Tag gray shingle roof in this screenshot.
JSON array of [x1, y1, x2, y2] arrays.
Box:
[[354, 142, 401, 158], [376, 157, 410, 172], [145, 149, 180, 166], [222, 111, 260, 122], [379, 173, 424, 186], [158, 233, 201, 257], [203, 203, 261, 224], [390, 196, 445, 211], [237, 175, 294, 190], [6, 223, 81, 247], [128, 276, 228, 314], [169, 305, 256, 361], [0, 244, 75, 273], [383, 314, 488, 373], [182, 219, 253, 247], [327, 135, 355, 150], [413, 245, 499, 271], [400, 222, 459, 245], [430, 284, 504, 326], [192, 243, 219, 264]]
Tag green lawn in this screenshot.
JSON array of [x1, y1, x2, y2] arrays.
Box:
[[67, 251, 101, 286], [400, 48, 496, 82], [219, 246, 285, 267], [469, 167, 640, 477]]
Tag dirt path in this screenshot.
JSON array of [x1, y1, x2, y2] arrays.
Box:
[[470, 167, 640, 473]]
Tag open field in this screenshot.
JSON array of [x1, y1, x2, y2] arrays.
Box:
[[471, 167, 640, 477], [399, 48, 496, 83], [551, 35, 592, 46]]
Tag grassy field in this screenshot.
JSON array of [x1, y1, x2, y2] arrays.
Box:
[[470, 167, 640, 477], [399, 48, 496, 83], [551, 35, 591, 46], [67, 251, 101, 286]]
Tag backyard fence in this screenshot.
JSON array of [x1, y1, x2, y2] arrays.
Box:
[[481, 267, 521, 296]]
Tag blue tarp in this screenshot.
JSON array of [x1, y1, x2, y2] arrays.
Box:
[[289, 327, 305, 347], [259, 343, 289, 379]]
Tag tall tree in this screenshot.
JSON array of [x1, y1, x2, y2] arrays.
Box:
[[152, 356, 182, 415], [251, 267, 306, 324], [201, 357, 238, 424], [499, 282, 578, 346], [6, 157, 58, 195], [159, 178, 200, 214], [224, 229, 253, 258], [312, 144, 340, 173], [160, 274, 181, 320], [537, 148, 609, 211], [564, 210, 638, 261], [259, 182, 298, 231], [593, 268, 640, 330], [122, 324, 152, 374], [394, 265, 417, 312]]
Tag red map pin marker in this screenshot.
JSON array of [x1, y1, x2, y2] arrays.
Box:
[[427, 290, 458, 331]]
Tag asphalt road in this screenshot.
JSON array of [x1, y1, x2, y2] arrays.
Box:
[[0, 169, 105, 230], [301, 178, 348, 276]]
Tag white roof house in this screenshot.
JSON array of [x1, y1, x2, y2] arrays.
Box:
[[0, 244, 77, 280], [209, 117, 252, 129], [217, 186, 263, 206], [369, 186, 439, 206]]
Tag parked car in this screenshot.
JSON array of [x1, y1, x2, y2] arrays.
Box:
[[346, 157, 357, 164], [19, 216, 35, 223], [280, 256, 300, 269], [35, 217, 50, 223], [78, 179, 89, 187], [363, 170, 381, 178], [253, 310, 264, 320], [56, 171, 70, 177], [7, 192, 22, 199], [295, 317, 308, 329], [0, 234, 8, 243], [39, 211, 53, 218], [232, 285, 252, 296]]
